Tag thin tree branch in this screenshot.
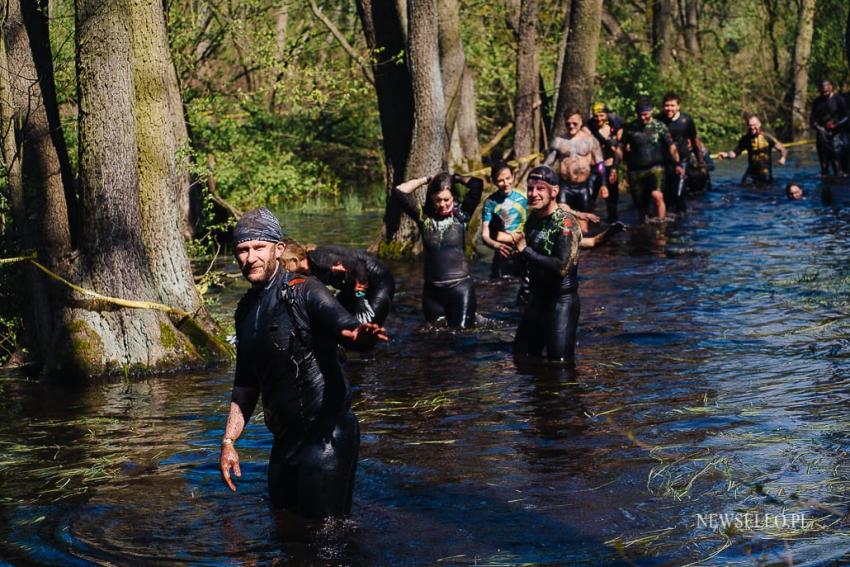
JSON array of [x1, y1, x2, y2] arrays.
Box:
[[307, 0, 375, 85]]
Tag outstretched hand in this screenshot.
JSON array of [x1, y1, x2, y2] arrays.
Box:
[[341, 322, 389, 345], [220, 444, 241, 492]]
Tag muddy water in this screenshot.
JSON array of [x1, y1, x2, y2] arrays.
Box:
[[1, 151, 849, 565]]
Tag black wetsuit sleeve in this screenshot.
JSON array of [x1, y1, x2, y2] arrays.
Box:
[[458, 176, 484, 220], [393, 188, 424, 225], [303, 279, 359, 336], [523, 226, 577, 277], [733, 136, 748, 156], [309, 246, 369, 289], [233, 346, 257, 388]]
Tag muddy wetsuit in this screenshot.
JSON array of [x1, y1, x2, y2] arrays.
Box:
[[732, 131, 781, 185], [307, 245, 395, 326], [622, 118, 674, 220], [514, 208, 583, 361], [234, 270, 361, 517], [810, 94, 849, 175], [659, 112, 700, 212], [587, 113, 624, 221], [395, 177, 483, 328]]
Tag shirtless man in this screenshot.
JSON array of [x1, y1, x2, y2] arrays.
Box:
[[544, 107, 608, 233]]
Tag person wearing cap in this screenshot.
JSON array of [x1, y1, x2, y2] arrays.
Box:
[[587, 102, 625, 222], [717, 116, 787, 185], [658, 92, 705, 214], [511, 166, 583, 361], [393, 172, 483, 328], [619, 96, 682, 223], [544, 106, 608, 234], [219, 207, 388, 518]]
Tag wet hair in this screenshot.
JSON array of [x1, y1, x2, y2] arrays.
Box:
[[785, 182, 803, 199], [423, 172, 459, 217], [563, 106, 583, 122], [662, 92, 680, 104], [281, 240, 315, 264], [490, 161, 513, 184]]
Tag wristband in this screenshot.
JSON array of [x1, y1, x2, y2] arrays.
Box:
[[222, 437, 234, 446]]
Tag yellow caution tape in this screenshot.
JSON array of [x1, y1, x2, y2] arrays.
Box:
[[0, 252, 191, 317]]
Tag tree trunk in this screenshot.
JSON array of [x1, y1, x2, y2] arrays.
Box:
[[456, 68, 481, 170], [554, 0, 602, 131], [790, 0, 816, 140], [47, 0, 229, 378], [551, 1, 571, 117], [355, 0, 418, 249], [437, 0, 464, 153], [650, 0, 673, 68], [514, 0, 539, 161], [2, 0, 77, 363], [684, 0, 701, 58]]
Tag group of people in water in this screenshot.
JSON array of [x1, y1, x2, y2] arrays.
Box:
[[219, 90, 818, 520]]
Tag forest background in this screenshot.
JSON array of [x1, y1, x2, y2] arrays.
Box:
[[0, 0, 847, 371]]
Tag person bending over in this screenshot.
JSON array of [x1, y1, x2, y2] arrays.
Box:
[[283, 243, 395, 326]]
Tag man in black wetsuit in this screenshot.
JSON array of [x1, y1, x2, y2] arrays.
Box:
[[620, 96, 682, 223], [809, 80, 849, 176], [718, 116, 787, 185], [219, 208, 387, 518], [284, 243, 395, 326], [512, 166, 583, 361], [658, 92, 704, 213]]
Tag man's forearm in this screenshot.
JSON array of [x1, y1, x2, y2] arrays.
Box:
[[224, 386, 259, 442]]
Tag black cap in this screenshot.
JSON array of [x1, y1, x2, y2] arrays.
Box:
[[635, 96, 653, 113], [527, 165, 558, 186]]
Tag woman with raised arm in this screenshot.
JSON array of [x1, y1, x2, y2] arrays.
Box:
[[393, 173, 483, 328]]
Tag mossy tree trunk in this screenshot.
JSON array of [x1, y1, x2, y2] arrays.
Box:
[[36, 0, 229, 378]]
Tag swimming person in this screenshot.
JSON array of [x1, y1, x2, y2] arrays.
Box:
[[283, 243, 395, 326], [219, 208, 387, 518], [512, 166, 583, 361], [717, 116, 787, 185], [394, 173, 483, 328]]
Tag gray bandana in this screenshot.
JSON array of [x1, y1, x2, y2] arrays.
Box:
[[232, 207, 283, 245]]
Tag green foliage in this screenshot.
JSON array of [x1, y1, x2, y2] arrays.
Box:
[[810, 0, 850, 88]]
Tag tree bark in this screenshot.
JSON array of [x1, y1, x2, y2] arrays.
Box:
[[684, 0, 701, 58], [650, 0, 673, 68], [514, 0, 539, 161], [551, 1, 571, 116], [46, 0, 229, 378], [790, 0, 816, 139], [2, 0, 77, 363], [355, 0, 418, 249], [554, 0, 602, 131], [437, 0, 464, 151], [456, 68, 481, 170]]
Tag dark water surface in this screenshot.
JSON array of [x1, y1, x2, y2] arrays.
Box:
[[2, 151, 850, 566]]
